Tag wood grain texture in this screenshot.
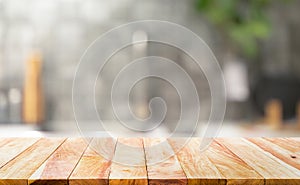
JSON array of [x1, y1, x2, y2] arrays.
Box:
[[0, 138, 39, 168], [109, 138, 147, 185], [265, 138, 300, 153], [217, 138, 300, 185], [291, 138, 300, 142], [0, 138, 13, 147], [206, 140, 264, 185], [0, 138, 65, 185], [145, 138, 187, 185], [0, 137, 300, 184], [69, 138, 117, 185], [28, 138, 90, 185], [169, 138, 224, 185], [248, 138, 300, 172]]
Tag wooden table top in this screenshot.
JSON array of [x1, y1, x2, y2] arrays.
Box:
[[0, 137, 299, 185]]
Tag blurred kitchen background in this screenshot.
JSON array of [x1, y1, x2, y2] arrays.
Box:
[[0, 0, 300, 136]]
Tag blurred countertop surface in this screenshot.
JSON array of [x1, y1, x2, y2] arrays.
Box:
[[0, 121, 299, 137]]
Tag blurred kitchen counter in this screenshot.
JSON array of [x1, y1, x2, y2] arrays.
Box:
[[0, 121, 299, 137]]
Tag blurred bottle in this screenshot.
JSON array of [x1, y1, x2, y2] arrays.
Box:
[[8, 88, 22, 123], [22, 52, 45, 124], [297, 102, 300, 129], [265, 99, 282, 129], [0, 90, 8, 123]]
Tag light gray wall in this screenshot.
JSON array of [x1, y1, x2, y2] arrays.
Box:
[[0, 0, 299, 128]]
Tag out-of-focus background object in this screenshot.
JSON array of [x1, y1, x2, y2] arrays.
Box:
[[0, 0, 299, 136], [22, 52, 44, 124], [196, 0, 274, 58]]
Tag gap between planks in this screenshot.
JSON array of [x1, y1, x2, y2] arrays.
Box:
[[28, 138, 91, 185], [0, 138, 66, 185], [144, 138, 187, 185], [69, 137, 117, 185]]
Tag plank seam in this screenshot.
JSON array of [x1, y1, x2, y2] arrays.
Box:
[[166, 139, 188, 182], [141, 139, 150, 185], [107, 137, 118, 183], [25, 138, 67, 185], [67, 137, 91, 181], [204, 143, 228, 184]]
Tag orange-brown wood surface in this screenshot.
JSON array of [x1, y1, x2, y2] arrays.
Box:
[[0, 138, 39, 168], [206, 140, 264, 185], [265, 137, 300, 154], [217, 138, 300, 185], [109, 138, 148, 185], [145, 138, 187, 185], [169, 138, 224, 185], [248, 138, 300, 171], [0, 138, 65, 185], [69, 138, 117, 185], [0, 137, 300, 184], [28, 138, 90, 185]]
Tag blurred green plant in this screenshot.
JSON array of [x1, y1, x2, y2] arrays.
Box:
[[196, 0, 289, 58]]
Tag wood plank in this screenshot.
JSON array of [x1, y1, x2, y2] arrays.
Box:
[[0, 138, 14, 147], [265, 138, 300, 153], [0, 138, 65, 185], [291, 138, 300, 142], [0, 138, 39, 168], [109, 138, 147, 185], [29, 138, 90, 185], [287, 138, 300, 155], [0, 137, 299, 184], [206, 140, 264, 185], [69, 138, 117, 185], [248, 138, 300, 171], [144, 138, 187, 185], [217, 138, 300, 185], [168, 138, 224, 185]]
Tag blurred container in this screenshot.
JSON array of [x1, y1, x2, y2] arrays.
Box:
[[0, 90, 8, 123], [8, 88, 22, 123], [22, 52, 45, 124]]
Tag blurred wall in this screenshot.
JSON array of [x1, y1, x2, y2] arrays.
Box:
[[0, 0, 299, 128], [0, 0, 214, 125]]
